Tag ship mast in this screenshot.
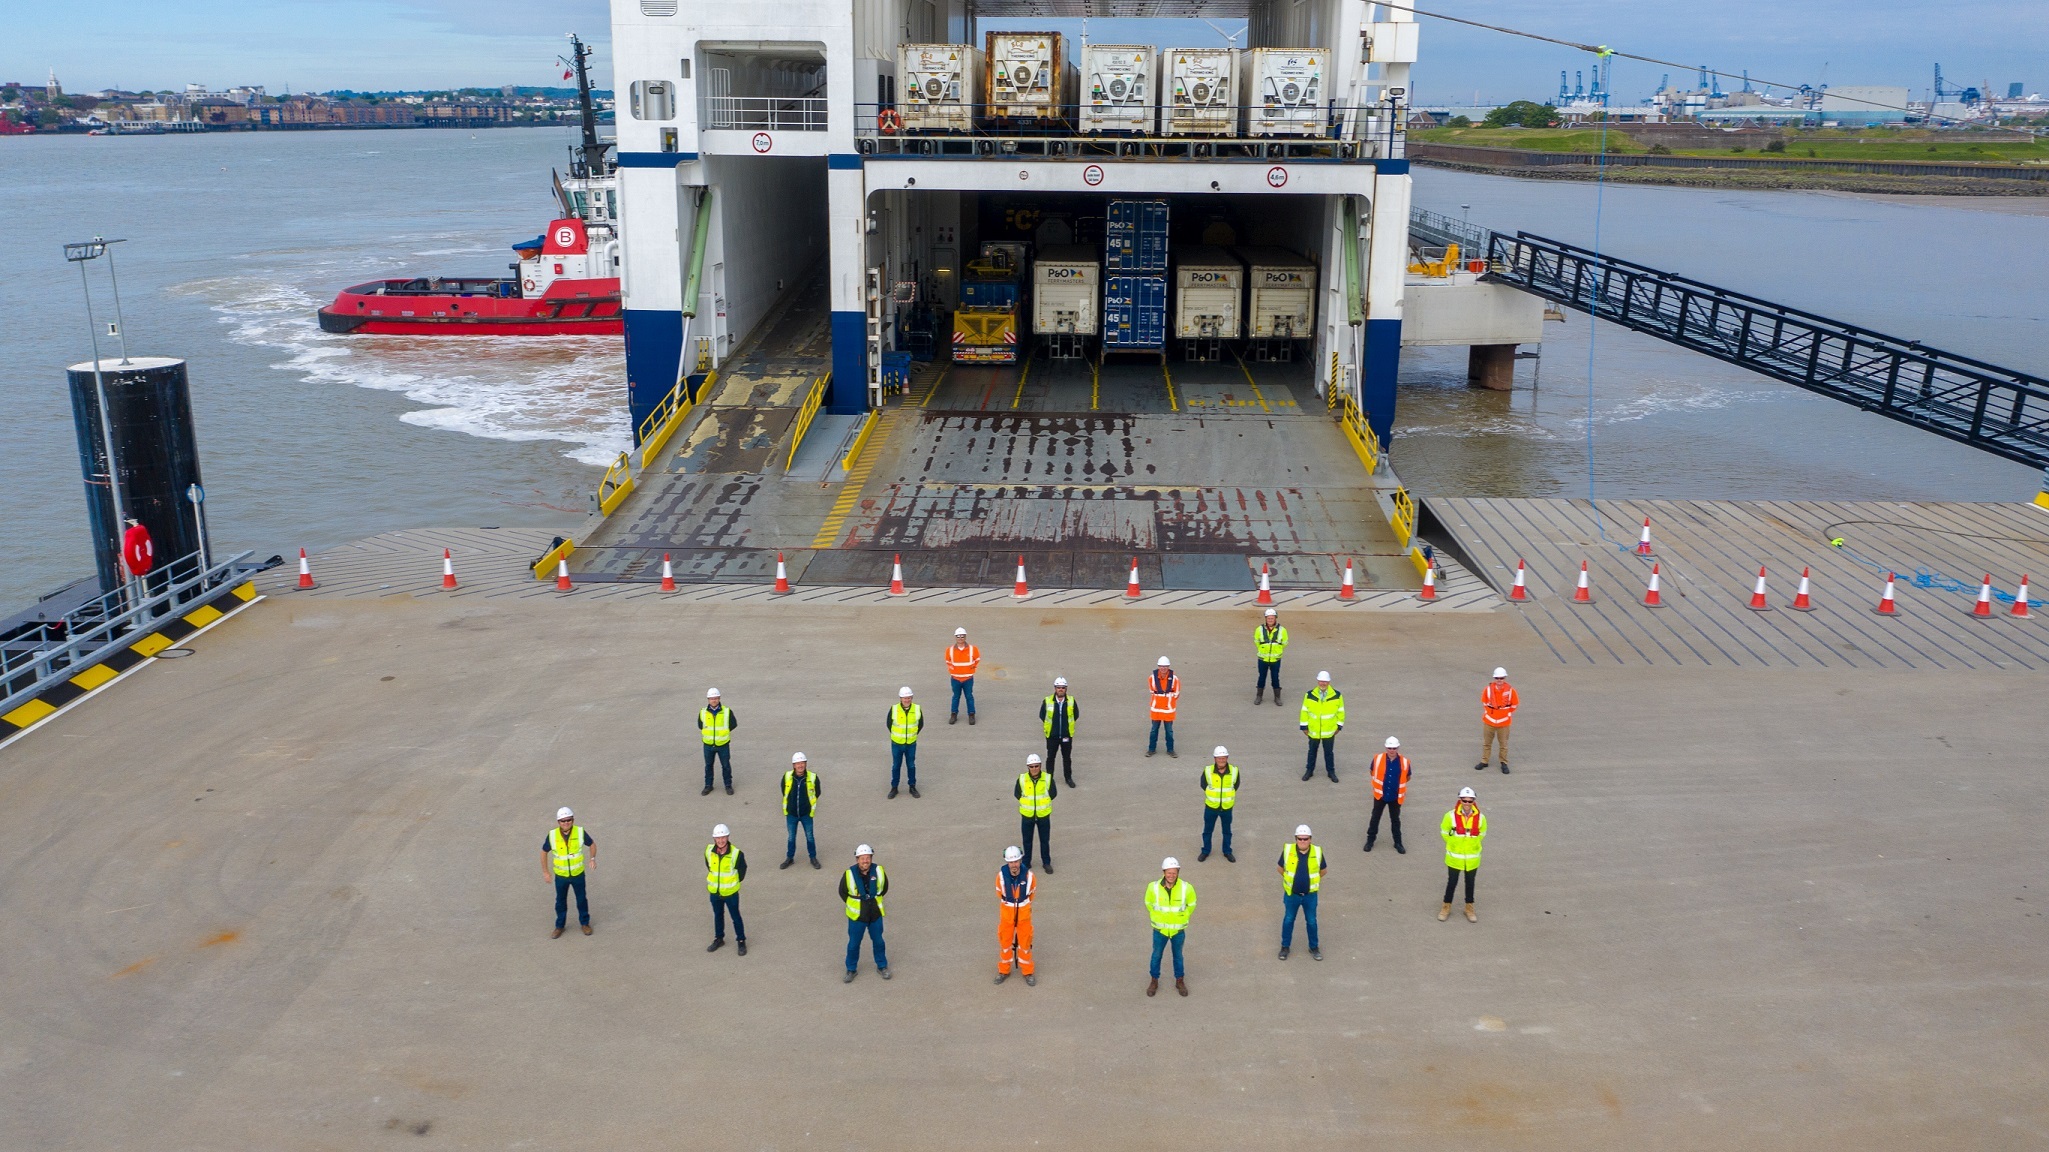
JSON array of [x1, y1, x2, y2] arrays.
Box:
[[564, 34, 611, 176]]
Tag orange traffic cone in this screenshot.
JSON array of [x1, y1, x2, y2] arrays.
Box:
[[1571, 560, 1592, 603], [1971, 574, 1994, 617], [441, 548, 458, 590], [1126, 558, 1142, 599], [296, 547, 316, 590], [555, 559, 573, 592], [660, 553, 677, 593], [1418, 565, 1437, 601], [1791, 567, 1813, 611], [2014, 574, 2032, 618], [774, 552, 791, 595], [1338, 559, 1356, 600], [1635, 517, 1654, 556], [1014, 555, 1030, 598], [1875, 572, 1899, 616], [1256, 563, 1274, 606], [1643, 563, 1664, 607], [889, 554, 907, 596], [1748, 566, 1770, 611], [1508, 559, 1529, 602]]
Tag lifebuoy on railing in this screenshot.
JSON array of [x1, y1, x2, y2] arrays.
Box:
[[523, 278, 536, 292], [878, 108, 903, 134]]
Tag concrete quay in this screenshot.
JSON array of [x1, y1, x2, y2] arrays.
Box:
[[1, 563, 2044, 1149]]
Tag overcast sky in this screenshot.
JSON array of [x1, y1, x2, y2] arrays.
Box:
[[8, 0, 2042, 105]]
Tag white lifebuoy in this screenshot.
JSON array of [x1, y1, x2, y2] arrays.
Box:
[[524, 278, 537, 291]]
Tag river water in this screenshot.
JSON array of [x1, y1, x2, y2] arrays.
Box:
[[0, 132, 2041, 606]]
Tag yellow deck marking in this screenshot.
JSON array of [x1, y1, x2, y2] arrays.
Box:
[[810, 411, 895, 548], [1010, 348, 1035, 409], [68, 664, 118, 691], [917, 365, 949, 408], [1090, 354, 1100, 411], [1231, 349, 1272, 413], [1161, 362, 1178, 413], [3, 698, 57, 729]]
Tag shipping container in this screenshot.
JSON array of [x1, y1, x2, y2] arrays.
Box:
[[1104, 275, 1168, 352], [1172, 246, 1244, 340], [1032, 246, 1101, 337], [898, 43, 983, 132], [1162, 48, 1238, 136], [1080, 44, 1155, 135], [1237, 247, 1318, 339], [1105, 199, 1169, 273], [1240, 48, 1329, 137], [983, 31, 1078, 128]]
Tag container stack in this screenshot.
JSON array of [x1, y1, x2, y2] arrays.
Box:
[[1103, 199, 1168, 360]]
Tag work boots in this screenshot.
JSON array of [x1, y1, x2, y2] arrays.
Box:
[[1175, 978, 1188, 997], [1146, 978, 1159, 997], [1273, 693, 1283, 707], [1254, 688, 1265, 705], [1465, 903, 1478, 923], [1438, 903, 1452, 921]]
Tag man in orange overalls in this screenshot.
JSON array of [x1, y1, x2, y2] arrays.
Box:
[[995, 845, 1037, 986], [945, 626, 981, 725], [1146, 656, 1181, 758], [1478, 667, 1519, 775]]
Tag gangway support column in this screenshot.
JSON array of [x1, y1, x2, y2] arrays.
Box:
[[1468, 344, 1516, 390], [1361, 1, 1417, 450], [827, 155, 870, 415]]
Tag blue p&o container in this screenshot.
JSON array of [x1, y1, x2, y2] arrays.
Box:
[[1103, 275, 1167, 349], [1105, 200, 1169, 273]]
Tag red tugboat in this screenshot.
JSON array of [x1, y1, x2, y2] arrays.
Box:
[[316, 33, 621, 337]]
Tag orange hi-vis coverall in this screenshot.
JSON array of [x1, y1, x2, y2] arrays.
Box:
[[997, 862, 1037, 975]]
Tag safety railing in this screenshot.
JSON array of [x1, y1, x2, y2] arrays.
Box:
[[854, 102, 1400, 161], [635, 371, 708, 470], [597, 451, 636, 517], [1, 548, 255, 718], [704, 96, 828, 132], [1390, 486, 1417, 546], [786, 371, 830, 471], [1409, 207, 1493, 256], [1331, 380, 1381, 476], [841, 407, 883, 472]]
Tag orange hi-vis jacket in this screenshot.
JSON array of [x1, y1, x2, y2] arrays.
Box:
[[1370, 751, 1411, 804], [1482, 680, 1519, 727], [946, 642, 982, 681], [1148, 669, 1181, 721]]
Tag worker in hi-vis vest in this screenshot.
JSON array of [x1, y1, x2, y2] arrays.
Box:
[[1298, 670, 1345, 782], [1277, 824, 1327, 961], [1144, 857, 1197, 998], [995, 845, 1037, 986], [945, 626, 981, 724], [1478, 667, 1518, 775], [1440, 787, 1487, 923], [1038, 676, 1080, 787], [780, 752, 821, 869], [1197, 747, 1240, 863], [542, 806, 596, 938], [704, 823, 747, 955], [1146, 657, 1181, 758], [840, 844, 890, 982], [698, 687, 738, 796], [1365, 736, 1412, 854], [1253, 607, 1287, 705], [886, 686, 924, 799], [1015, 753, 1057, 873]]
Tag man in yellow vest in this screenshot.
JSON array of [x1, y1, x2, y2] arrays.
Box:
[[1440, 787, 1487, 923], [1253, 607, 1288, 705], [705, 822, 747, 955], [1298, 670, 1345, 782], [1277, 824, 1327, 961], [886, 686, 923, 799], [1196, 747, 1240, 863], [1038, 676, 1080, 787], [1014, 752, 1057, 872], [780, 752, 822, 869], [698, 687, 738, 796], [1144, 857, 1196, 997], [542, 806, 596, 938], [840, 844, 890, 982]]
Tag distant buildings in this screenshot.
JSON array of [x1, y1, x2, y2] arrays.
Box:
[[0, 79, 611, 134]]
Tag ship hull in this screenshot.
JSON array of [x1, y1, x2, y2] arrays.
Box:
[[318, 278, 623, 337]]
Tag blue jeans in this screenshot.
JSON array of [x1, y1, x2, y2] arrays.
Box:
[[1282, 892, 1319, 950], [1201, 805, 1233, 855], [1149, 929, 1186, 979], [1303, 736, 1336, 779], [1148, 719, 1175, 754], [711, 892, 745, 941], [785, 814, 815, 859], [890, 742, 918, 788], [702, 743, 732, 789], [553, 873, 588, 930], [846, 917, 888, 971], [950, 677, 976, 715], [1256, 659, 1282, 693]]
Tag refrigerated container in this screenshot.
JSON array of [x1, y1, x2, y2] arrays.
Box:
[[1104, 199, 1169, 273], [1172, 247, 1244, 340], [1103, 275, 1168, 353], [1240, 48, 1329, 137], [983, 31, 1078, 128], [1162, 48, 1238, 136], [898, 43, 982, 132], [1237, 247, 1318, 338], [1080, 44, 1155, 134], [1032, 246, 1100, 336]]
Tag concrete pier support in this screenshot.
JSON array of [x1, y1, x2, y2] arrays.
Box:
[[1468, 343, 1516, 390]]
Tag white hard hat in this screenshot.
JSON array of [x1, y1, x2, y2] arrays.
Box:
[[1053, 676, 1068, 687], [1162, 856, 1181, 870], [955, 627, 968, 637], [712, 823, 730, 838], [1004, 846, 1022, 862], [1295, 824, 1312, 837], [1264, 607, 1276, 616], [1157, 656, 1171, 667], [1492, 667, 1508, 678], [856, 844, 874, 857], [1026, 753, 1042, 766], [1213, 745, 1229, 758], [791, 751, 808, 763], [1385, 736, 1401, 748], [899, 686, 914, 698], [706, 687, 720, 697], [555, 806, 574, 820], [1317, 670, 1331, 682], [1459, 787, 1477, 799]]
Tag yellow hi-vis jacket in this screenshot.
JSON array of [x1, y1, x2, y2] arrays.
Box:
[[549, 825, 589, 877], [1201, 763, 1240, 810], [1254, 623, 1289, 661], [1442, 805, 1487, 871], [705, 842, 742, 896], [1299, 686, 1345, 739], [1281, 842, 1325, 894], [1145, 878, 1197, 936], [1016, 770, 1054, 817]]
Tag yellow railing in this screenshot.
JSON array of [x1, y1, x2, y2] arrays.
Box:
[[597, 451, 636, 517], [841, 407, 883, 472], [786, 371, 830, 471], [636, 371, 709, 471], [531, 536, 574, 580], [1333, 385, 1380, 476], [1391, 486, 1417, 545]]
